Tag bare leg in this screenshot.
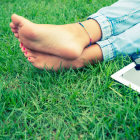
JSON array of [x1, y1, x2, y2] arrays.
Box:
[[10, 14, 102, 60], [20, 43, 103, 71]]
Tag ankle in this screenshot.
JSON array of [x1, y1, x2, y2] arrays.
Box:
[[81, 19, 102, 44]]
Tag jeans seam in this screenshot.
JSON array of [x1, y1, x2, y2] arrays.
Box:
[[108, 39, 115, 60]]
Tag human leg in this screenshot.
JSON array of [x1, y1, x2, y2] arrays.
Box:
[[96, 22, 140, 62], [21, 22, 140, 70], [88, 0, 140, 40], [20, 21, 140, 70], [10, 1, 140, 61], [10, 14, 102, 60], [10, 0, 140, 70]]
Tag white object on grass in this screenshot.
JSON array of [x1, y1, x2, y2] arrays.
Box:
[[111, 62, 140, 93]]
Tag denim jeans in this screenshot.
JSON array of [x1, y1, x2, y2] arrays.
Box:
[[87, 0, 140, 61]]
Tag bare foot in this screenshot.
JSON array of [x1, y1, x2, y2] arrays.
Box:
[[10, 14, 102, 60], [20, 43, 103, 71]]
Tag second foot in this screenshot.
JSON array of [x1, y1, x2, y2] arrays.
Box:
[[22, 48, 81, 71], [21, 43, 103, 71]]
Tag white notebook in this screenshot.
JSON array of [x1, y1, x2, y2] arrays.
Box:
[[111, 62, 140, 93]]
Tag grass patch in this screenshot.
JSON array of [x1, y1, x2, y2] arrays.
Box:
[[0, 0, 140, 139]]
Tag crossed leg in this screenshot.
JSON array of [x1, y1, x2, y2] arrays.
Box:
[[10, 14, 102, 59], [10, 14, 103, 70]]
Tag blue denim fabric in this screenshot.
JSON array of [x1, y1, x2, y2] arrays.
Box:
[[87, 0, 140, 61]]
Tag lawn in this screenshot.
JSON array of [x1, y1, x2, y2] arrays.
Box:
[[0, 0, 140, 139]]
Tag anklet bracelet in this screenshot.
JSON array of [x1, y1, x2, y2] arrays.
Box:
[[78, 22, 92, 47]]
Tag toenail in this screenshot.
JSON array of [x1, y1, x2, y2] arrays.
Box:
[[25, 52, 27, 55], [29, 57, 31, 60], [23, 47, 25, 50], [21, 43, 23, 46]]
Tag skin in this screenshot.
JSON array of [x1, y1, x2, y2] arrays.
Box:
[[10, 14, 103, 71], [20, 43, 103, 71]]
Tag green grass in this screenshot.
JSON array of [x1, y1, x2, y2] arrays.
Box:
[[0, 0, 140, 139]]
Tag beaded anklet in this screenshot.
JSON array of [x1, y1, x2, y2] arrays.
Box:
[[78, 22, 92, 47]]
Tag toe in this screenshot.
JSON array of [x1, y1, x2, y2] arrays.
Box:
[[18, 39, 21, 43], [20, 43, 23, 48], [11, 28, 18, 33], [10, 22, 16, 29], [24, 51, 35, 58], [14, 33, 19, 38], [11, 14, 24, 27], [21, 47, 31, 52], [27, 57, 43, 69], [28, 57, 36, 63]]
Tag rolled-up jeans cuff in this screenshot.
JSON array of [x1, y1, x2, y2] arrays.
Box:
[[87, 13, 112, 41], [96, 40, 115, 62]]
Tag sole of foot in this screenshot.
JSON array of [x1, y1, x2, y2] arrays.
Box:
[[10, 14, 93, 60]]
